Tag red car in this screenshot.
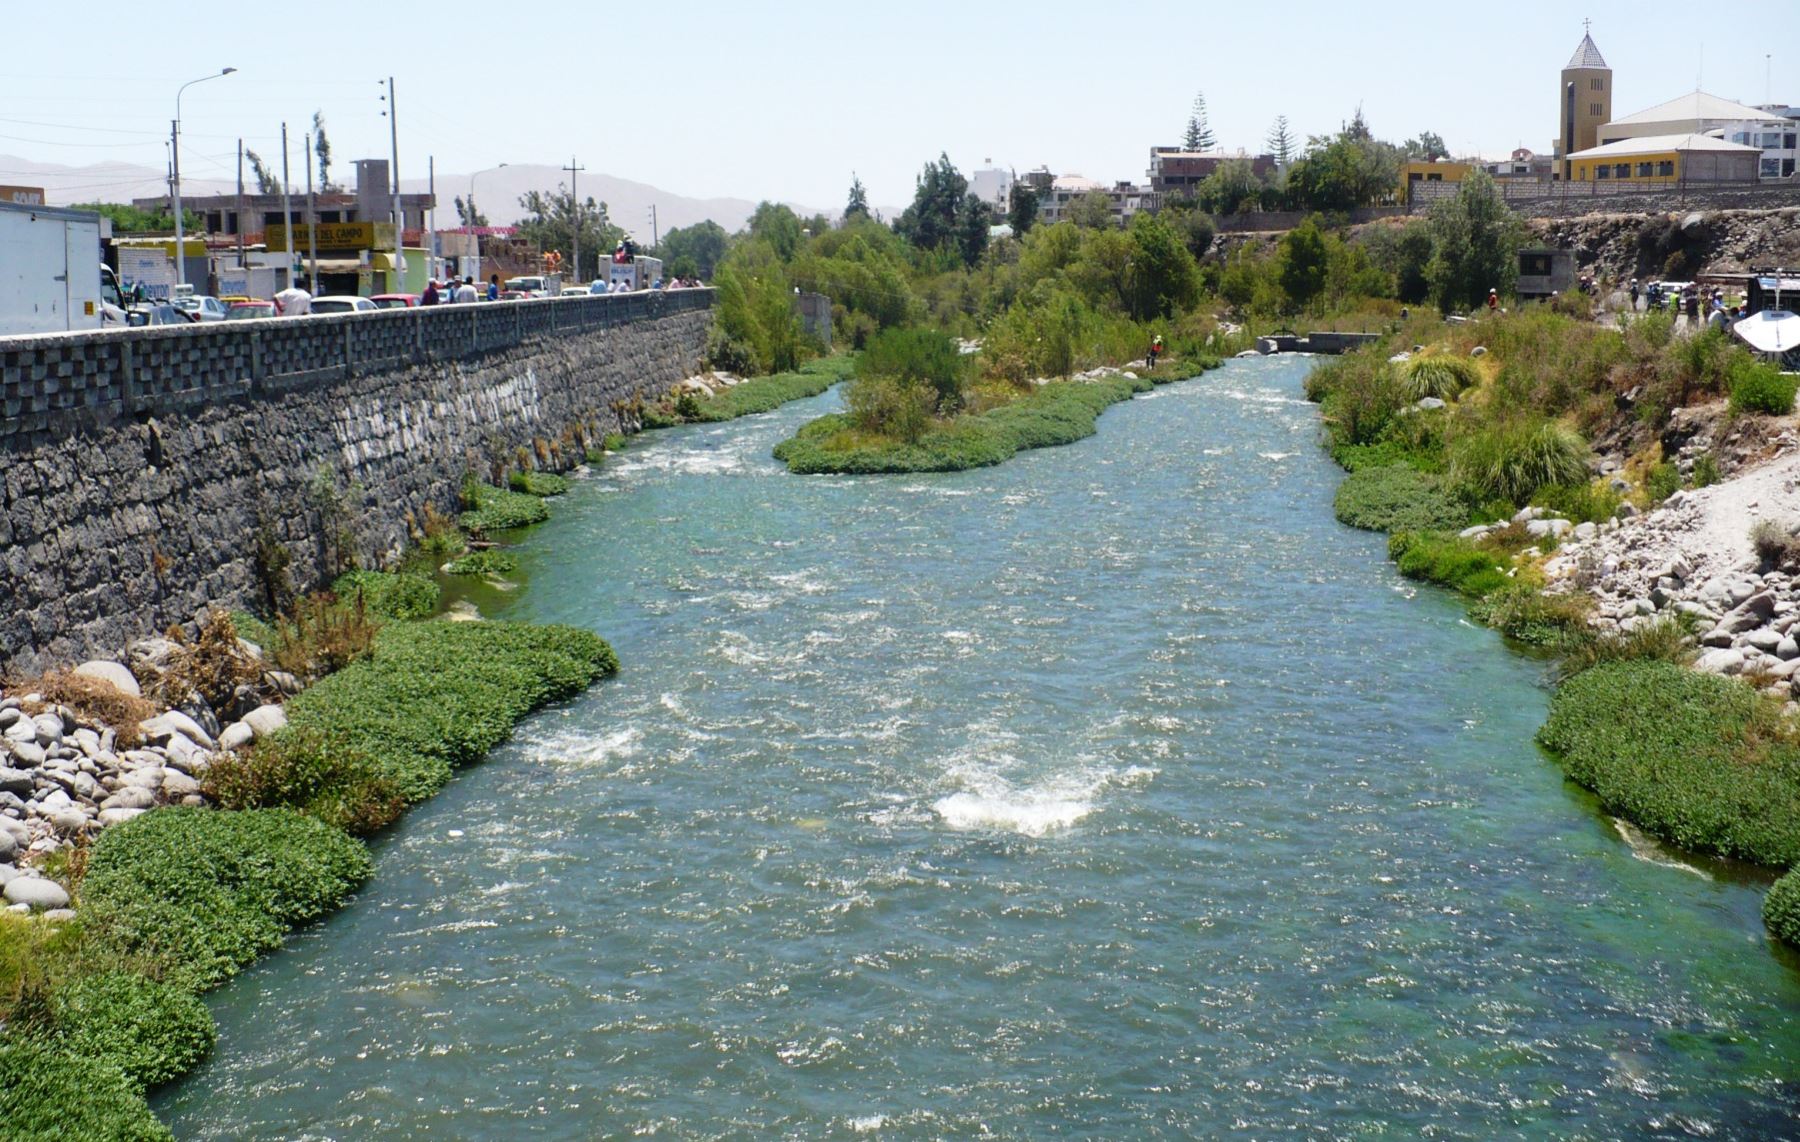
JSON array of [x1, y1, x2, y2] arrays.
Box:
[[369, 293, 419, 309]]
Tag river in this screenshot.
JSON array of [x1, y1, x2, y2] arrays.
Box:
[[155, 357, 1800, 1139]]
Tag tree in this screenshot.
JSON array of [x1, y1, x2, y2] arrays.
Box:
[[748, 201, 805, 261], [1161, 201, 1216, 258], [713, 239, 805, 374], [1066, 190, 1116, 230], [1344, 105, 1372, 142], [1403, 131, 1449, 162], [845, 174, 870, 222], [893, 153, 968, 251], [1266, 116, 1296, 167], [1425, 169, 1523, 313], [1284, 119, 1403, 212], [1183, 92, 1217, 152], [1361, 218, 1434, 304], [311, 111, 335, 191], [1123, 211, 1201, 321], [244, 149, 280, 196], [1197, 159, 1262, 216], [514, 185, 623, 282], [658, 219, 729, 279], [954, 193, 992, 267], [1278, 216, 1330, 313], [453, 195, 488, 228], [71, 202, 200, 234], [1007, 182, 1039, 236]]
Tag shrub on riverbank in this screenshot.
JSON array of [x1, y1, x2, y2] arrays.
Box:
[[446, 550, 519, 576], [80, 807, 373, 992], [641, 356, 857, 428], [0, 1039, 173, 1142], [1763, 868, 1800, 946], [1333, 464, 1466, 532], [1728, 357, 1799, 416], [774, 373, 1159, 475], [51, 972, 215, 1092], [281, 621, 617, 802], [508, 470, 571, 497], [331, 570, 439, 621], [204, 725, 406, 835], [1388, 531, 1508, 597], [1538, 660, 1800, 867], [1448, 419, 1590, 507], [1468, 584, 1592, 647], [1400, 354, 1481, 400]]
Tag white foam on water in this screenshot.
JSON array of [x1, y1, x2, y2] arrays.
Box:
[[1258, 451, 1296, 461], [1611, 818, 1712, 879], [847, 1115, 887, 1133], [930, 730, 1151, 838]]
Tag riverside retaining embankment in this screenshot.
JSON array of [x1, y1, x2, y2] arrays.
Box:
[[0, 290, 712, 671]]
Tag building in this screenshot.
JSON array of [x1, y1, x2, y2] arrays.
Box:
[[1515, 247, 1576, 299], [1146, 148, 1278, 197], [1482, 148, 1554, 183], [1556, 29, 1613, 180], [1398, 160, 1473, 203], [132, 158, 433, 245], [1032, 175, 1158, 227], [968, 162, 1014, 216], [1565, 134, 1762, 185], [1598, 92, 1796, 180]]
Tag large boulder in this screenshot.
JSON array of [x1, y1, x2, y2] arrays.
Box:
[[3, 877, 70, 910], [71, 660, 141, 699], [242, 704, 288, 738]]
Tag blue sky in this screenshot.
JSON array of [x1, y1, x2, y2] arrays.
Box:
[[5, 0, 1792, 210]]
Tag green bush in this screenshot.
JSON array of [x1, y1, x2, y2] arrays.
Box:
[[1691, 452, 1720, 488], [203, 725, 406, 836], [1532, 481, 1623, 525], [446, 550, 519, 576], [1646, 461, 1681, 502], [1306, 353, 1411, 448], [0, 1038, 173, 1141], [1449, 419, 1590, 507], [81, 808, 372, 993], [1333, 465, 1466, 533], [459, 482, 550, 534], [1468, 584, 1590, 646], [1763, 868, 1800, 947], [775, 375, 1149, 475], [331, 570, 439, 621], [282, 622, 617, 802], [1388, 531, 1509, 597], [1539, 660, 1800, 866], [1399, 354, 1481, 400], [52, 972, 214, 1092], [1728, 357, 1799, 416], [858, 327, 966, 412], [643, 357, 857, 428], [1553, 614, 1695, 679], [508, 470, 571, 497]]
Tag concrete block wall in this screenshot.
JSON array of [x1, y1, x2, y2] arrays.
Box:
[[0, 291, 713, 671]]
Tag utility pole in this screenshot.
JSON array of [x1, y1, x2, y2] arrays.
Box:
[[305, 131, 319, 294], [649, 203, 658, 250], [427, 154, 436, 283], [563, 155, 586, 283], [235, 138, 246, 274], [280, 123, 294, 289], [383, 77, 403, 293]]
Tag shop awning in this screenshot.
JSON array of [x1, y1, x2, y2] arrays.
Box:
[[306, 259, 365, 274]]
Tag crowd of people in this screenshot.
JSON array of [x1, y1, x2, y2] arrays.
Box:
[[420, 275, 492, 306]]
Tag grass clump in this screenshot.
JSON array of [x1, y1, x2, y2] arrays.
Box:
[[281, 621, 617, 802], [1728, 357, 1799, 416], [1448, 419, 1590, 507], [459, 480, 550, 535], [1764, 868, 1800, 947], [1646, 461, 1681, 502], [204, 725, 406, 836], [1538, 660, 1800, 866], [644, 356, 857, 427], [81, 807, 372, 993], [0, 1039, 174, 1141], [775, 375, 1149, 475], [1387, 531, 1508, 598], [50, 972, 215, 1093], [1399, 354, 1481, 400], [1469, 584, 1592, 647], [1531, 480, 1623, 525], [446, 549, 519, 577], [508, 470, 570, 497], [1333, 464, 1466, 533], [331, 570, 439, 621]]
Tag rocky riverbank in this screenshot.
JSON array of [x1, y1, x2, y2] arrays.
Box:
[[0, 639, 294, 917]]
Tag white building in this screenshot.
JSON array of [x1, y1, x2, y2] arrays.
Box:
[[1600, 91, 1797, 179], [968, 161, 1014, 216], [1032, 175, 1158, 227]]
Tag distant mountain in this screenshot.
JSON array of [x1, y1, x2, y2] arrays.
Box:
[[1, 153, 829, 237]]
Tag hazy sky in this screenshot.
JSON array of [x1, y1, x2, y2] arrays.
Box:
[[5, 0, 1792, 212]]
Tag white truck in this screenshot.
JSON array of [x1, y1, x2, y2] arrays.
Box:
[[0, 200, 111, 334], [607, 255, 663, 292]]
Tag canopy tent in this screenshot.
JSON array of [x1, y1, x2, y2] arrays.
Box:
[[1733, 309, 1800, 355]]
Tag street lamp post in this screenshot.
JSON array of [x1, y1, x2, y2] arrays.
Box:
[[466, 163, 507, 283], [171, 67, 237, 289]]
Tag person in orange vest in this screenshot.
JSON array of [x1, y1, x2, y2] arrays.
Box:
[[1148, 334, 1164, 370], [1487, 288, 1499, 313]]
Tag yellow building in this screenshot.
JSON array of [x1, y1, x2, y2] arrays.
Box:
[[1398, 161, 1473, 203], [1557, 30, 1613, 180], [1566, 133, 1763, 184]]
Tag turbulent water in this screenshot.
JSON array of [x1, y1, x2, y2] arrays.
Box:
[[156, 358, 1800, 1139]]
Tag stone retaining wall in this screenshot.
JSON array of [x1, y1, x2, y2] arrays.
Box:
[[0, 291, 713, 671]]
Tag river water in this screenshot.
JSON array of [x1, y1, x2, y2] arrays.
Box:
[[156, 358, 1800, 1139]]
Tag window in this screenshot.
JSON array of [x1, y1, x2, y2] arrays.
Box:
[[1786, 159, 1797, 177], [1636, 162, 1655, 177], [1760, 132, 1784, 149], [1733, 132, 1752, 145], [1595, 164, 1610, 180], [1658, 161, 1676, 176], [1763, 157, 1783, 178], [1590, 103, 1603, 117], [1786, 134, 1797, 150], [1591, 78, 1605, 91], [1614, 163, 1632, 179], [1520, 253, 1553, 276]]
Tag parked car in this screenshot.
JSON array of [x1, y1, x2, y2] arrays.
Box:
[[125, 303, 191, 327], [309, 296, 378, 314], [225, 300, 277, 320], [171, 295, 228, 322], [369, 293, 419, 309]]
